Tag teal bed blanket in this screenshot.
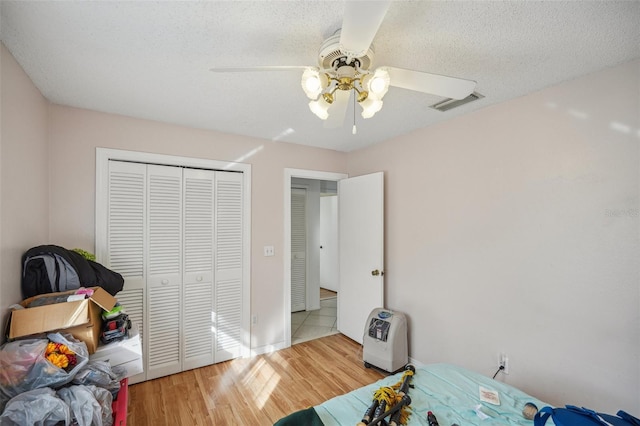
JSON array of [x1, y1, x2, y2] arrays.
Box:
[[276, 363, 551, 425]]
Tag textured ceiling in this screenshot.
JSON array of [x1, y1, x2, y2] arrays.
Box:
[[1, 1, 639, 152]]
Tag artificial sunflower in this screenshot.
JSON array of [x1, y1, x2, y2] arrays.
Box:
[[45, 342, 77, 370]]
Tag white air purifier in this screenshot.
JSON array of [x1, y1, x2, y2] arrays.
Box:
[[362, 308, 408, 373]]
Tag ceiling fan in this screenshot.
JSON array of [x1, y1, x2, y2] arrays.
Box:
[[211, 1, 477, 130]]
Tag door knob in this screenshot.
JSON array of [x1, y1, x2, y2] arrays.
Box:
[[371, 269, 383, 276]]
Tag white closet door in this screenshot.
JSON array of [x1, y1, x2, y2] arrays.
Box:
[[214, 171, 243, 362], [146, 165, 183, 380], [99, 151, 248, 383], [182, 168, 215, 371], [107, 160, 147, 384], [291, 188, 307, 312]]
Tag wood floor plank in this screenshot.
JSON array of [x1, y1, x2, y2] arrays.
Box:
[[127, 334, 384, 425]]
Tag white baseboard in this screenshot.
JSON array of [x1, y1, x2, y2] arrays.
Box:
[[250, 341, 287, 357], [408, 356, 426, 367]]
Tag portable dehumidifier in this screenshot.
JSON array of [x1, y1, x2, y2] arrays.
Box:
[[362, 308, 408, 373]]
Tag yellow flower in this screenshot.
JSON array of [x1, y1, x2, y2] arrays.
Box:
[[58, 344, 74, 355], [46, 353, 69, 369], [44, 341, 75, 369]]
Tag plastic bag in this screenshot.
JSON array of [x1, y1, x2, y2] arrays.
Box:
[[57, 385, 102, 426], [0, 333, 88, 411], [72, 360, 125, 398], [0, 387, 71, 425], [88, 385, 114, 426]]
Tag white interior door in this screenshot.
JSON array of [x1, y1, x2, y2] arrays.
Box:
[[213, 171, 244, 362], [182, 168, 215, 371], [337, 172, 384, 344], [107, 160, 147, 384], [291, 188, 307, 312], [146, 165, 183, 380]]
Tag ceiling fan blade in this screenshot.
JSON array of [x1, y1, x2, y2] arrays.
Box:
[[386, 66, 477, 100], [324, 90, 351, 129], [339, 0, 391, 58], [210, 66, 313, 72]]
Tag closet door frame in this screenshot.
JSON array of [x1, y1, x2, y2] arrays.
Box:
[[95, 148, 252, 361]]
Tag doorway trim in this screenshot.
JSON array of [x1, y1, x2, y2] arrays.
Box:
[[284, 169, 348, 348]]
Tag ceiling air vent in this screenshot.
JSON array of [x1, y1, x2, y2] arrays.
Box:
[[430, 92, 484, 112]]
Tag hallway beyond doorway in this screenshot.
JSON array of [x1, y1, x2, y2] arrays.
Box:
[[292, 289, 338, 345]]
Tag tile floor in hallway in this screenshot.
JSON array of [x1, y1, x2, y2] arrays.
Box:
[[291, 296, 339, 345]]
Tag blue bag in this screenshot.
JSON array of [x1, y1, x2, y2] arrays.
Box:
[[534, 405, 640, 426]]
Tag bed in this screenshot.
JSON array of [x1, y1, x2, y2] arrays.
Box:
[[275, 363, 550, 425]]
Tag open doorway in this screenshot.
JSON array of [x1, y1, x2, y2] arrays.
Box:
[[285, 170, 385, 346], [290, 179, 339, 345], [284, 169, 347, 348]]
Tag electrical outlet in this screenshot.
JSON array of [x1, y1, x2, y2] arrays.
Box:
[[252, 315, 258, 325], [263, 245, 275, 257], [500, 353, 509, 375]]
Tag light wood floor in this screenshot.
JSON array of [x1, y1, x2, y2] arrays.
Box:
[[319, 287, 337, 300], [127, 333, 384, 425]]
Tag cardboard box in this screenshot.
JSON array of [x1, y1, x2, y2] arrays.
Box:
[[90, 325, 143, 379], [8, 287, 116, 354]]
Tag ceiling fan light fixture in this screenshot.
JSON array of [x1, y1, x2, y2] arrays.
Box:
[[301, 68, 327, 100], [360, 97, 383, 119], [366, 68, 390, 98], [322, 92, 335, 104], [213, 4, 481, 132], [309, 97, 331, 120], [356, 90, 368, 103]]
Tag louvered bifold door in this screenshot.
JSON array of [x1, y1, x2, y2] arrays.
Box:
[[214, 171, 243, 363], [146, 165, 183, 380], [291, 188, 307, 312], [182, 168, 215, 371], [107, 160, 147, 384]]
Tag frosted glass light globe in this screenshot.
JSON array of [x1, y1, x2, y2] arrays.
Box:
[[370, 77, 387, 95], [305, 76, 321, 92]]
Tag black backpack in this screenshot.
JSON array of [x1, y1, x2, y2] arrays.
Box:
[[22, 245, 124, 298]]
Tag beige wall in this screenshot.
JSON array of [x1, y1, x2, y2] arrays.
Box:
[[0, 44, 50, 329], [347, 59, 640, 412], [46, 105, 348, 349]]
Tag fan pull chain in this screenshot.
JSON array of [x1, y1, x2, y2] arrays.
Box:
[[352, 90, 357, 135]]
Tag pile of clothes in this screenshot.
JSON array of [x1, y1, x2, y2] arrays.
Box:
[[21, 245, 123, 298], [0, 333, 125, 426]]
